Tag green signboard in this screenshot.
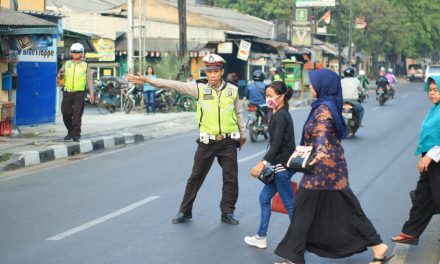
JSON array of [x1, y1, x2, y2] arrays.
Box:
[[296, 0, 335, 7]]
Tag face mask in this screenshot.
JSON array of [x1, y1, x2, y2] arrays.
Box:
[[266, 96, 280, 109]]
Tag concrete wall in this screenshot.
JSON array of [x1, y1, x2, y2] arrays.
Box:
[[1, 0, 45, 11], [62, 13, 225, 42]]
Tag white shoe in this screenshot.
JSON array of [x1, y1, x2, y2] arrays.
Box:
[[244, 235, 267, 249]]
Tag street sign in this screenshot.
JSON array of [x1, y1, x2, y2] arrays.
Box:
[[296, 0, 336, 7]]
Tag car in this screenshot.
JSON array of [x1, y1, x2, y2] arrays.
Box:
[[407, 64, 424, 82], [424, 65, 440, 82]]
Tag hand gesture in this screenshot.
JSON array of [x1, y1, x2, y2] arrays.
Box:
[[126, 74, 146, 85]]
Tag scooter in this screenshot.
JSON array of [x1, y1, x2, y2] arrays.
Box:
[[342, 101, 360, 138], [388, 83, 396, 99], [246, 103, 269, 143], [376, 86, 388, 106]]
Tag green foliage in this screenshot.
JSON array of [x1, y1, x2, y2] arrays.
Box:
[[152, 54, 189, 81], [213, 0, 295, 21]]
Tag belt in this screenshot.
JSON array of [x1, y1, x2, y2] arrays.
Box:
[[208, 134, 231, 141], [63, 88, 85, 93]]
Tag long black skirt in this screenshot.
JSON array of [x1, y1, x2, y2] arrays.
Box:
[[274, 188, 382, 264]]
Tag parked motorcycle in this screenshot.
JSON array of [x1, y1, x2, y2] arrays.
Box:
[[155, 89, 173, 113], [342, 101, 360, 138], [123, 84, 143, 114], [246, 103, 269, 143]]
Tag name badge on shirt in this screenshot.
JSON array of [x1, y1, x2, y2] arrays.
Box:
[[203, 95, 214, 100], [204, 88, 212, 95]]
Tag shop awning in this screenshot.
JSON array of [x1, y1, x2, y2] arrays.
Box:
[[0, 8, 56, 28]]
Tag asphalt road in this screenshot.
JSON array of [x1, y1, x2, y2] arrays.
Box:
[[0, 81, 439, 264]]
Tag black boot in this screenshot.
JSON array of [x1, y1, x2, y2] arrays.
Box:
[[172, 212, 192, 224]]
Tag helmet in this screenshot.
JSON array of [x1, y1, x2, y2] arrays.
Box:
[[359, 70, 365, 76], [380, 67, 386, 72], [269, 67, 277, 72], [344, 67, 355, 77], [252, 70, 265, 81], [387, 68, 393, 73], [70, 43, 84, 53]]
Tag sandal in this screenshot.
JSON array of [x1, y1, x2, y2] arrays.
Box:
[[371, 254, 395, 263], [391, 233, 419, 245]]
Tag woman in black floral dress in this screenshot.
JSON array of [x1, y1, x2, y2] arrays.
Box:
[[274, 69, 393, 264]]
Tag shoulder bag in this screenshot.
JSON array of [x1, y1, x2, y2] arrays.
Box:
[[287, 146, 316, 174]]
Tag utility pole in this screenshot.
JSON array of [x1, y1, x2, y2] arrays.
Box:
[[337, 0, 342, 75], [347, 0, 353, 66], [178, 0, 187, 59], [138, 0, 143, 74], [127, 0, 134, 73]]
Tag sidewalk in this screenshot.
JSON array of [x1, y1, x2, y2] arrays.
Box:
[[0, 96, 313, 172]]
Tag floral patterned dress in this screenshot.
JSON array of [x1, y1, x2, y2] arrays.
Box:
[[300, 104, 349, 190]]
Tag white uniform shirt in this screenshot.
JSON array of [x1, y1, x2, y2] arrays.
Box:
[[341, 77, 363, 101]]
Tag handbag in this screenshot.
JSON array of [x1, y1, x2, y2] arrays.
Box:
[[287, 146, 316, 174], [257, 165, 275, 184], [271, 181, 298, 214]]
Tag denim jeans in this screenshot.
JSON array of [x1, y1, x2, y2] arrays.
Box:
[[144, 90, 156, 113], [257, 169, 295, 237]]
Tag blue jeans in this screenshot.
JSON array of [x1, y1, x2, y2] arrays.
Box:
[[144, 90, 156, 113], [257, 169, 295, 237]]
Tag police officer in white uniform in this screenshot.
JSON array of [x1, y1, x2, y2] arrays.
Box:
[[126, 54, 246, 225]]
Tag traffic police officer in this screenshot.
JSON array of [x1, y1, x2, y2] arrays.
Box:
[[126, 54, 246, 225], [57, 43, 94, 142]]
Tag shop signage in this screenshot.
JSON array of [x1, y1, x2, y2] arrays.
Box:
[[15, 35, 57, 62], [296, 0, 335, 7], [218, 42, 233, 54], [291, 21, 312, 47], [237, 40, 251, 61]]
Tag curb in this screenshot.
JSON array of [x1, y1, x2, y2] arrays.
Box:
[[0, 133, 144, 172]]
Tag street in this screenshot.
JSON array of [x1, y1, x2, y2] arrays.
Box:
[[0, 81, 439, 264]]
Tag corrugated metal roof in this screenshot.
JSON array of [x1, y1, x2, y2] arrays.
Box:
[[0, 8, 56, 27], [46, 0, 126, 13], [166, 1, 274, 39]]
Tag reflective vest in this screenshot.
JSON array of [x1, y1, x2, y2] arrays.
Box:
[[196, 82, 239, 135], [64, 60, 87, 91]]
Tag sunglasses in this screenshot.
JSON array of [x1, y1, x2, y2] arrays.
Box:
[[71, 51, 82, 54]]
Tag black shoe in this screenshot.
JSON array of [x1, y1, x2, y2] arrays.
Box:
[[221, 213, 239, 225], [72, 136, 80, 142], [64, 134, 72, 140], [172, 212, 192, 224]]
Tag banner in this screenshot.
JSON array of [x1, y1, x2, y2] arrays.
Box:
[[15, 34, 57, 62], [86, 38, 115, 62], [218, 42, 233, 54], [237, 40, 251, 61], [296, 0, 335, 7], [291, 21, 312, 47]]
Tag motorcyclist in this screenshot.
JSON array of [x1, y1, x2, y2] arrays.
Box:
[[357, 70, 370, 94], [376, 67, 390, 96], [385, 68, 397, 93], [244, 70, 270, 121], [341, 67, 365, 125]]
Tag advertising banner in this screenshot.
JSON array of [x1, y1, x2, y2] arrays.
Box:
[[291, 22, 312, 47], [15, 34, 57, 62], [237, 40, 251, 61]]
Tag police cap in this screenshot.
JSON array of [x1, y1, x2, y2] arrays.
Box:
[[202, 54, 226, 70]]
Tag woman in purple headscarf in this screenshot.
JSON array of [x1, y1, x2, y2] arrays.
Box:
[[274, 69, 393, 264]]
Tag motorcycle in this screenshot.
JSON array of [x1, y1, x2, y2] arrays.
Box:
[[94, 76, 126, 114], [342, 101, 360, 138], [123, 84, 143, 114], [376, 86, 388, 106], [388, 83, 396, 99], [155, 89, 173, 113], [358, 89, 367, 103], [246, 103, 269, 143]]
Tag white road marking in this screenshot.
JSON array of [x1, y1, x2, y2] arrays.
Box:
[[46, 196, 160, 241], [238, 150, 266, 163], [371, 106, 379, 111], [389, 243, 410, 264]]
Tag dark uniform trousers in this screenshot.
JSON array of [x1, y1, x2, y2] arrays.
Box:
[[402, 158, 440, 237], [179, 137, 239, 215], [61, 91, 85, 138]]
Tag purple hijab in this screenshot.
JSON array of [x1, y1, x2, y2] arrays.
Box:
[[301, 69, 347, 144]]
